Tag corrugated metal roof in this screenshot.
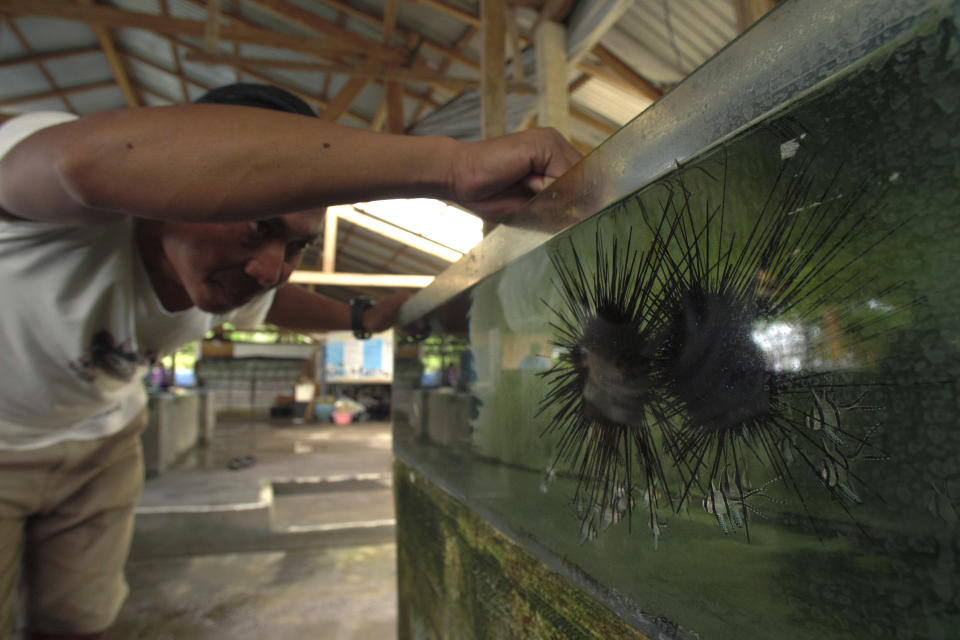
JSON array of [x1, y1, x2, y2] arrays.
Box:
[[0, 0, 771, 301]]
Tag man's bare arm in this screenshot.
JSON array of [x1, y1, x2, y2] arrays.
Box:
[[264, 283, 410, 335], [0, 104, 580, 226]]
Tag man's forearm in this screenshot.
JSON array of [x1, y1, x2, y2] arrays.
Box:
[[265, 284, 410, 335], [264, 283, 351, 333], [0, 104, 456, 225]]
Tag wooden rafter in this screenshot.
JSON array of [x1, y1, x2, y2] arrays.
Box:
[[321, 0, 480, 72], [333, 206, 463, 262], [322, 209, 338, 273], [409, 25, 477, 124], [183, 52, 532, 93], [570, 105, 616, 135], [168, 3, 384, 124], [322, 76, 369, 121], [535, 18, 569, 137], [399, 0, 647, 126], [4, 18, 77, 113], [79, 0, 139, 107], [576, 58, 660, 102], [246, 0, 403, 63], [0, 0, 391, 61], [481, 0, 507, 139], [530, 0, 575, 35], [203, 0, 221, 54], [415, 0, 481, 27], [158, 0, 190, 102], [289, 272, 434, 287], [505, 6, 525, 84], [590, 44, 662, 102], [204, 0, 443, 120], [137, 82, 179, 105], [568, 72, 592, 94], [0, 80, 115, 108], [338, 230, 449, 272], [381, 0, 403, 133], [735, 0, 777, 33], [121, 47, 213, 94], [0, 46, 100, 70], [0, 0, 647, 165]]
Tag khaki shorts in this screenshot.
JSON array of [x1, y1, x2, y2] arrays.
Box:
[[0, 410, 146, 637]]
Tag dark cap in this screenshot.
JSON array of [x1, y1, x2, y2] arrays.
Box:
[[194, 83, 316, 118]]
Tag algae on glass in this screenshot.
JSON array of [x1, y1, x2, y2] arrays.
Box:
[[401, 10, 960, 640]]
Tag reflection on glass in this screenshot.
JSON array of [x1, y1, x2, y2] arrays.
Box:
[[395, 14, 960, 639]]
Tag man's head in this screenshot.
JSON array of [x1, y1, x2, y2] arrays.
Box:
[[138, 84, 322, 314], [147, 212, 323, 314]]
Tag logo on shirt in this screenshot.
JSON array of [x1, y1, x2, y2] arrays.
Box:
[[70, 330, 143, 384]]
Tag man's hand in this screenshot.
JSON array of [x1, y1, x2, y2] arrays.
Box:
[[448, 127, 582, 223], [363, 290, 413, 334]]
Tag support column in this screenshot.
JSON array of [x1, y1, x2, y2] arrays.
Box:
[[481, 0, 506, 138], [535, 19, 569, 137], [322, 208, 338, 273]]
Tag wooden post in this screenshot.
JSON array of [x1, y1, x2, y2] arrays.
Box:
[[735, 0, 776, 32], [203, 0, 221, 54], [322, 208, 338, 273], [386, 81, 405, 133], [534, 19, 569, 137], [481, 0, 506, 138], [383, 0, 404, 133], [506, 6, 525, 84]]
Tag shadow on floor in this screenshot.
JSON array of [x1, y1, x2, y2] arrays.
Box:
[[106, 415, 397, 640]]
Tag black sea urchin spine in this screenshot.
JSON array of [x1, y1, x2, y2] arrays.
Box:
[[540, 155, 901, 543], [538, 227, 676, 538]]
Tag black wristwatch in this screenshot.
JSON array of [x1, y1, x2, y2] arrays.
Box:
[[350, 297, 373, 340]]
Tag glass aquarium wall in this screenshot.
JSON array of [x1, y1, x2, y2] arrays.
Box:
[[395, 2, 960, 638]]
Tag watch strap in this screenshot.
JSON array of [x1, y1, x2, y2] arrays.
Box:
[[350, 298, 373, 340]]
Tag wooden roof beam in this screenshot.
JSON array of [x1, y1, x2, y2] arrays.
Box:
[[320, 0, 481, 72], [158, 0, 190, 102], [136, 82, 179, 105], [338, 230, 449, 272], [381, 0, 403, 133], [120, 47, 214, 93], [79, 0, 139, 108], [331, 205, 463, 262], [160, 35, 383, 126], [321, 76, 369, 121], [0, 45, 101, 70], [336, 252, 431, 281], [183, 52, 533, 93], [589, 44, 662, 101], [410, 26, 477, 125], [224, 0, 447, 120], [0, 0, 391, 61], [570, 105, 617, 135], [4, 18, 77, 113], [246, 0, 403, 61], [413, 0, 481, 27], [481, 0, 507, 139], [576, 59, 661, 102], [735, 0, 777, 33], [0, 80, 115, 108], [289, 272, 434, 287]]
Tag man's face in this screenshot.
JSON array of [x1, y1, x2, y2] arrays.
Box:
[[153, 210, 322, 313]]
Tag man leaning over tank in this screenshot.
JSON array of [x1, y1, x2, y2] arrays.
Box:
[[0, 83, 581, 640]]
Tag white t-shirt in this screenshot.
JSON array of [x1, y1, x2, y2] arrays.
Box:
[[0, 112, 276, 450]]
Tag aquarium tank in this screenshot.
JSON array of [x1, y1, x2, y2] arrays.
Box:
[[393, 1, 960, 638]]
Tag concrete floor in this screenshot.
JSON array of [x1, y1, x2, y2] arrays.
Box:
[[104, 416, 398, 640]]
